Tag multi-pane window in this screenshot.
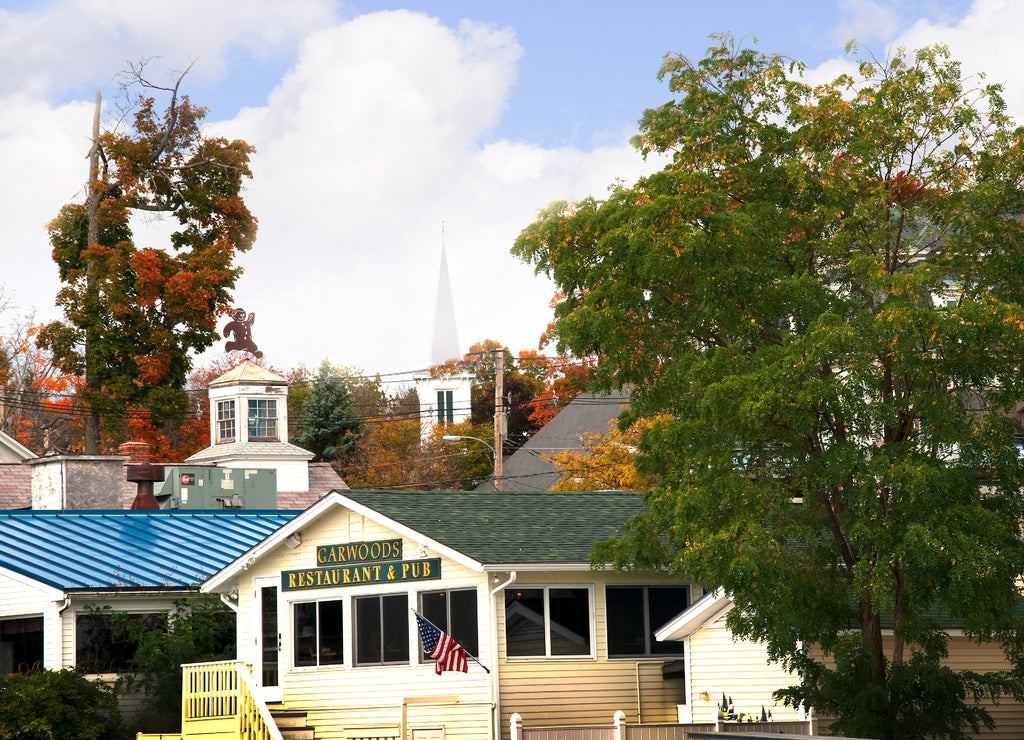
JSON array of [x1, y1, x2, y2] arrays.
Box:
[[247, 399, 278, 440], [293, 600, 344, 667], [354, 594, 408, 666], [0, 616, 43, 675], [76, 612, 163, 674], [216, 400, 236, 443], [606, 586, 689, 657], [505, 587, 592, 658], [437, 390, 454, 424], [419, 588, 478, 662]]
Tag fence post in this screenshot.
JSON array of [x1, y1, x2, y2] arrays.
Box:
[[510, 712, 522, 740], [613, 710, 626, 740]]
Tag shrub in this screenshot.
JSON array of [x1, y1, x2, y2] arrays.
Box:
[[0, 668, 125, 740]]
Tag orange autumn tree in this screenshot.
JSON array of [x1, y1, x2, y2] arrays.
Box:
[[38, 66, 257, 452], [0, 322, 84, 454], [517, 349, 595, 430]]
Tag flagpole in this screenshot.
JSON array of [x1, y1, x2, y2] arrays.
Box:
[[412, 608, 490, 674]]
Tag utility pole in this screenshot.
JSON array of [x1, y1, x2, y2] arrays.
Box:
[[493, 349, 504, 491], [83, 89, 102, 454]]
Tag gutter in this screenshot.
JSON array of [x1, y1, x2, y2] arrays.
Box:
[[489, 571, 516, 740]]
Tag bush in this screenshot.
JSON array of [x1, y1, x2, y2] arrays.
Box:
[[0, 668, 126, 740]]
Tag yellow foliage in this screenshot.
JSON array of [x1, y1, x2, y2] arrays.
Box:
[[544, 415, 668, 491]]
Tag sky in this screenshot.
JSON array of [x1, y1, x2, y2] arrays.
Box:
[[2, 0, 1020, 381]]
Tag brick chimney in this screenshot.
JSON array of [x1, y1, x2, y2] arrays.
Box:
[[118, 441, 151, 464]]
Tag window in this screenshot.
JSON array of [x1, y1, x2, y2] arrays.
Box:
[[505, 587, 592, 658], [247, 399, 278, 440], [216, 400, 236, 443], [419, 588, 478, 661], [293, 600, 343, 667], [606, 586, 689, 657], [354, 594, 408, 666], [76, 612, 162, 674], [437, 390, 454, 424], [0, 617, 43, 675]]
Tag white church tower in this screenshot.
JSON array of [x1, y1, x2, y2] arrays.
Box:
[[414, 225, 475, 443]]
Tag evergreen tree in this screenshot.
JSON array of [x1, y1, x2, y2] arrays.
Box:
[[295, 360, 361, 462]]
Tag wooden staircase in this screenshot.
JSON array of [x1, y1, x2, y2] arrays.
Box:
[[269, 706, 316, 740]]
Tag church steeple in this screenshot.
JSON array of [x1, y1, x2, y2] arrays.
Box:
[[414, 222, 474, 444], [431, 222, 461, 365]]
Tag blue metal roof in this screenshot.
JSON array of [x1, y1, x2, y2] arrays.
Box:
[[0, 510, 295, 590]]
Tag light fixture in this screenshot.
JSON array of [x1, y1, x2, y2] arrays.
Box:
[[285, 532, 302, 549]]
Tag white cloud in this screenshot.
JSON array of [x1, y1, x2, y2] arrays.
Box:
[[215, 10, 660, 374], [830, 0, 904, 47], [0, 94, 94, 317], [0, 0, 336, 98], [811, 1, 1024, 123]]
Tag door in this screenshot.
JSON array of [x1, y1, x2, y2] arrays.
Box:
[[254, 576, 283, 703]]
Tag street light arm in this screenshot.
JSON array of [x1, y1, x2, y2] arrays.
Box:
[[442, 434, 495, 455]]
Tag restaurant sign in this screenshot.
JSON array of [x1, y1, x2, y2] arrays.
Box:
[[282, 538, 441, 592]]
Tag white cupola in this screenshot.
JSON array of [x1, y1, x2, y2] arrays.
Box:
[[185, 361, 313, 493]]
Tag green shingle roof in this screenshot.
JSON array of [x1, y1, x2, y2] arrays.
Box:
[[341, 490, 646, 565]]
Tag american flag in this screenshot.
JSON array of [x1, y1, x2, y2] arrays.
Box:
[[415, 612, 468, 675]]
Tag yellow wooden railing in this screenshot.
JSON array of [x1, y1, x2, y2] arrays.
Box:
[[137, 660, 282, 740]]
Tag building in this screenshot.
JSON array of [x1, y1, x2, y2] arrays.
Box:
[[186, 361, 321, 498], [193, 489, 802, 740], [0, 361, 347, 512], [0, 509, 294, 677]]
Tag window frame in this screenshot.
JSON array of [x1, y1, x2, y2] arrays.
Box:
[[216, 400, 236, 443], [436, 390, 454, 424], [353, 593, 409, 667], [75, 610, 163, 675], [417, 587, 478, 663], [247, 398, 279, 441], [605, 585, 690, 659], [504, 585, 594, 660], [292, 599, 344, 669], [0, 615, 44, 675]]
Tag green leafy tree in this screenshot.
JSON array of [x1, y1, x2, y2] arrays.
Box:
[[38, 67, 257, 452], [514, 36, 1024, 740], [91, 595, 234, 734], [294, 360, 362, 463], [0, 669, 126, 740]]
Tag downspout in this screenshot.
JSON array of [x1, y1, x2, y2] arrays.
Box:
[[490, 571, 516, 740], [220, 592, 240, 612], [54, 596, 71, 670]]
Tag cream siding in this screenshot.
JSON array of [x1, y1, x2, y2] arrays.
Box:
[[684, 611, 800, 724], [496, 571, 692, 737], [234, 511, 494, 740]]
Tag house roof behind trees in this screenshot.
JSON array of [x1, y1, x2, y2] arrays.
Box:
[[476, 389, 630, 491]]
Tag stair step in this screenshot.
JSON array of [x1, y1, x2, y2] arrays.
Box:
[[272, 710, 311, 728], [269, 707, 315, 739], [280, 729, 315, 740]]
